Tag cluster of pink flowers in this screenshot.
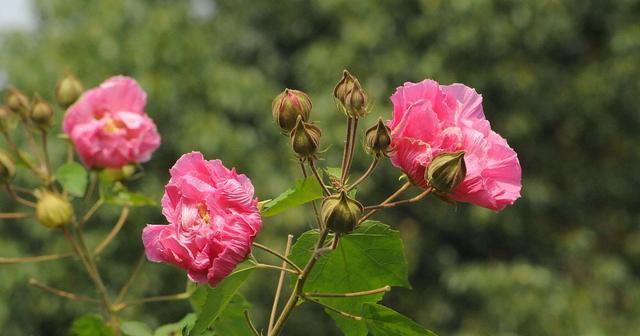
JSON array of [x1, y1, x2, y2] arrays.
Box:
[[388, 80, 521, 211], [142, 152, 262, 287], [62, 74, 521, 288], [63, 76, 161, 168]]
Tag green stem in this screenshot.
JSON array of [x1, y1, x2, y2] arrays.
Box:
[[269, 229, 330, 336], [346, 158, 379, 192]]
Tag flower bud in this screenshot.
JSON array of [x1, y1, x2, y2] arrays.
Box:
[[425, 151, 466, 193], [0, 106, 15, 132], [6, 88, 29, 116], [30, 96, 55, 129], [102, 164, 136, 182], [0, 149, 15, 184], [321, 191, 364, 234], [333, 70, 367, 118], [35, 190, 73, 229], [365, 118, 392, 157], [290, 116, 321, 159], [272, 88, 312, 133], [55, 73, 84, 108]]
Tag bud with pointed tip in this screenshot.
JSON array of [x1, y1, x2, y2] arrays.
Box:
[[6, 88, 29, 117], [272, 89, 312, 133], [321, 191, 364, 234], [333, 70, 367, 118], [30, 96, 55, 129], [425, 151, 466, 193], [0, 149, 15, 184], [365, 118, 392, 157], [290, 116, 321, 159], [55, 74, 84, 108], [35, 190, 73, 229]]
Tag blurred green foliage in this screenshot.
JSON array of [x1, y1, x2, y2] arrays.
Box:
[[1, 0, 640, 335]]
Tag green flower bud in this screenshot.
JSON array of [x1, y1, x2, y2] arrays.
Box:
[[290, 116, 321, 159], [365, 118, 392, 157], [0, 149, 15, 184], [6, 88, 29, 117], [333, 70, 367, 118], [102, 164, 137, 182], [425, 151, 466, 193], [0, 106, 15, 132], [321, 191, 364, 234], [272, 88, 312, 133], [35, 190, 73, 229], [30, 96, 55, 129], [55, 73, 84, 108]]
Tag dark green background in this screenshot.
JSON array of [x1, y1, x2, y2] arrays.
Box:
[[1, 0, 640, 335]]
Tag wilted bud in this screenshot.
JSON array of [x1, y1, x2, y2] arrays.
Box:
[[55, 73, 84, 108], [365, 118, 392, 157], [290, 116, 321, 159], [272, 88, 312, 133], [321, 191, 364, 234], [425, 151, 466, 193], [0, 149, 15, 184], [35, 190, 73, 229], [30, 96, 55, 129], [333, 70, 367, 118], [6, 88, 29, 116]]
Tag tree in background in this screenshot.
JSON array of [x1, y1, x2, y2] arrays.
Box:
[[1, 0, 640, 335]]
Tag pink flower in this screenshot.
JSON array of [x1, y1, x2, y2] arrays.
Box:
[[63, 76, 161, 168], [388, 80, 521, 211], [142, 152, 262, 287]]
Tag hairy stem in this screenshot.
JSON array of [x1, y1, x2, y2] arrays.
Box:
[[115, 253, 146, 304], [303, 296, 363, 321], [359, 182, 412, 223], [93, 206, 130, 255], [340, 117, 354, 185], [0, 252, 72, 264], [244, 310, 261, 336], [29, 278, 99, 303], [305, 285, 391, 298], [347, 158, 379, 192], [299, 160, 323, 229], [309, 159, 330, 196], [342, 117, 359, 183], [269, 229, 330, 336], [0, 212, 31, 219], [268, 234, 294, 335], [5, 185, 36, 207], [252, 242, 303, 273]]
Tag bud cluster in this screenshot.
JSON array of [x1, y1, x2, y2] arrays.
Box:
[[334, 70, 368, 118]]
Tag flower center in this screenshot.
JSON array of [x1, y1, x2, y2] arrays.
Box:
[[103, 117, 125, 133], [197, 202, 210, 224]]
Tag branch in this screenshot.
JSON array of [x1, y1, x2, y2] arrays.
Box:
[[268, 234, 294, 335], [29, 278, 99, 303], [0, 252, 72, 264], [93, 206, 130, 255], [252, 242, 303, 273], [305, 285, 390, 298]]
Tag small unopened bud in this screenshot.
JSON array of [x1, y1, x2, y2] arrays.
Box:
[[6, 88, 29, 116], [0, 106, 15, 132], [290, 116, 321, 159], [55, 73, 84, 108], [102, 164, 136, 182], [321, 191, 364, 234], [35, 190, 73, 229], [0, 149, 15, 184], [30, 96, 55, 129], [333, 70, 367, 118], [425, 151, 466, 193], [272, 89, 312, 133], [365, 118, 392, 157]]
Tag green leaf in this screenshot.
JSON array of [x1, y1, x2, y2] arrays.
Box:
[[70, 314, 113, 336], [55, 161, 88, 197], [189, 266, 255, 336], [260, 176, 323, 217], [324, 166, 342, 180], [121, 321, 153, 336], [154, 314, 199, 336], [289, 221, 410, 336], [363, 304, 438, 336], [211, 294, 255, 336], [104, 190, 157, 207]]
